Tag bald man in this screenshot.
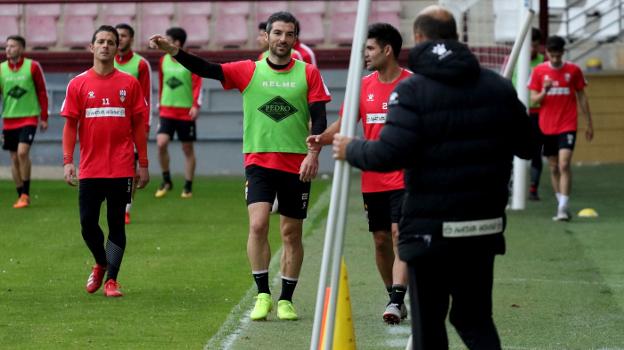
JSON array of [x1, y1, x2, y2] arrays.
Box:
[[333, 6, 534, 349]]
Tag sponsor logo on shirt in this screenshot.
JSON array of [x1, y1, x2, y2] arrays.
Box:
[[367, 93, 374, 102], [7, 85, 27, 99], [85, 107, 126, 118], [442, 217, 503, 238], [166, 77, 183, 89], [366, 113, 387, 124], [546, 87, 571, 96], [257, 96, 298, 122], [261, 81, 297, 88]]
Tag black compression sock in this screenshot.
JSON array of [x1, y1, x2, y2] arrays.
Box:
[[23, 180, 30, 195], [390, 284, 407, 305], [279, 277, 298, 302], [253, 271, 270, 294], [184, 180, 192, 193], [162, 171, 172, 184], [16, 186, 23, 197]]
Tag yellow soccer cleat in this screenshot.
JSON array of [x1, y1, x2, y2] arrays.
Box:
[[250, 293, 273, 321], [154, 182, 172, 198]]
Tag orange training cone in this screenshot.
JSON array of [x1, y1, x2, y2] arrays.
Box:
[[319, 259, 356, 350]]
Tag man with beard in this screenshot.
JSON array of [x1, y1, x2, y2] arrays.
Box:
[[149, 11, 330, 321]]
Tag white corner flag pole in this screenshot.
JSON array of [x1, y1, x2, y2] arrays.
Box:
[[310, 1, 371, 349], [510, 1, 534, 210]]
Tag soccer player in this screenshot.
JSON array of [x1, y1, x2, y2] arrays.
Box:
[[1, 35, 48, 209], [114, 23, 152, 224], [61, 25, 149, 297], [528, 35, 594, 221], [154, 27, 202, 199], [308, 23, 410, 324], [150, 11, 330, 321]]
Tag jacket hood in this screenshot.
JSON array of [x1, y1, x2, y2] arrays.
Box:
[[407, 40, 481, 85]]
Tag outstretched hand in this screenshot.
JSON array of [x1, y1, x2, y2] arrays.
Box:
[[148, 35, 179, 56]]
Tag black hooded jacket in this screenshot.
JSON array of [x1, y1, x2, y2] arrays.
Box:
[[346, 40, 534, 262]]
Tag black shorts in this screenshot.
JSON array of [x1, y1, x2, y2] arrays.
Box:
[[245, 164, 311, 220], [2, 126, 37, 152], [79, 177, 133, 226], [362, 189, 405, 232], [543, 132, 576, 157], [157, 117, 196, 142]]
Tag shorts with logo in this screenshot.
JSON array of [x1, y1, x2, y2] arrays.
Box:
[[245, 164, 311, 220], [543, 131, 576, 157], [157, 117, 196, 142], [2, 126, 37, 152], [362, 189, 405, 232]]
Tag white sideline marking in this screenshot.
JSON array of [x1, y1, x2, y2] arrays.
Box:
[[386, 325, 411, 335], [204, 187, 332, 350], [497, 277, 624, 289]]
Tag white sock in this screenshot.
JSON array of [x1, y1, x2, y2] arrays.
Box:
[[126, 203, 132, 213], [556, 192, 562, 203], [558, 195, 569, 211]]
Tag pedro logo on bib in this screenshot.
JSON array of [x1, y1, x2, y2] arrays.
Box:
[[257, 96, 298, 122]]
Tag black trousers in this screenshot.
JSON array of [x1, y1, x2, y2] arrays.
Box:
[[79, 178, 132, 273], [408, 251, 501, 350]]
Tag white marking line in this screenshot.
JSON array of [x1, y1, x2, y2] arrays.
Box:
[[497, 278, 624, 289], [204, 187, 332, 350], [386, 325, 411, 335]]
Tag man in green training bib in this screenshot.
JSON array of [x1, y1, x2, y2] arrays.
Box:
[[150, 11, 331, 321], [1, 35, 49, 209], [154, 27, 202, 199]]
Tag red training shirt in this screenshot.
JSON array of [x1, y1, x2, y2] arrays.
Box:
[[294, 41, 317, 66], [61, 68, 148, 179], [220, 58, 331, 174], [340, 69, 412, 193], [528, 62, 587, 135], [1, 56, 49, 130]]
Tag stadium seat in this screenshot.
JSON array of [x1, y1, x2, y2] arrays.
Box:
[[178, 2, 212, 16], [62, 16, 96, 49], [214, 2, 250, 48], [25, 4, 61, 49], [64, 3, 97, 16], [102, 3, 136, 26], [295, 13, 325, 45], [371, 0, 400, 27], [0, 5, 21, 45], [329, 12, 357, 45], [331, 1, 358, 14], [139, 4, 174, 49], [372, 0, 401, 13], [371, 12, 400, 29], [291, 1, 325, 14], [255, 1, 288, 23], [179, 15, 210, 48]]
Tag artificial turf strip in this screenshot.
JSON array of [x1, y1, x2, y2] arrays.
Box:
[[0, 176, 329, 349]]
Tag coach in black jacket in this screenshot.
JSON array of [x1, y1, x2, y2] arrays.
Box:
[[333, 5, 534, 350]]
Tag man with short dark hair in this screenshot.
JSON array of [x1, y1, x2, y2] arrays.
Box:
[[155, 27, 202, 199], [150, 11, 330, 321], [333, 5, 534, 349], [309, 22, 410, 325], [114, 23, 152, 224], [528, 35, 593, 221], [1, 35, 49, 209], [61, 25, 149, 297]]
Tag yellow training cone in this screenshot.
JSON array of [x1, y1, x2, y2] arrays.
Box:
[[578, 208, 599, 218], [320, 259, 356, 350]]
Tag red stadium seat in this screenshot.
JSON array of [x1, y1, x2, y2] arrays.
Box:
[[139, 4, 174, 49], [25, 5, 61, 49], [102, 3, 136, 26], [372, 0, 401, 13], [0, 5, 21, 44], [255, 1, 288, 24], [329, 13, 356, 45], [371, 12, 401, 29], [214, 2, 250, 47], [179, 15, 210, 48], [178, 2, 212, 16], [295, 13, 325, 45], [64, 3, 97, 16], [292, 1, 325, 14], [62, 15, 96, 49], [217, 2, 250, 15], [331, 1, 358, 14], [371, 0, 401, 28]]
